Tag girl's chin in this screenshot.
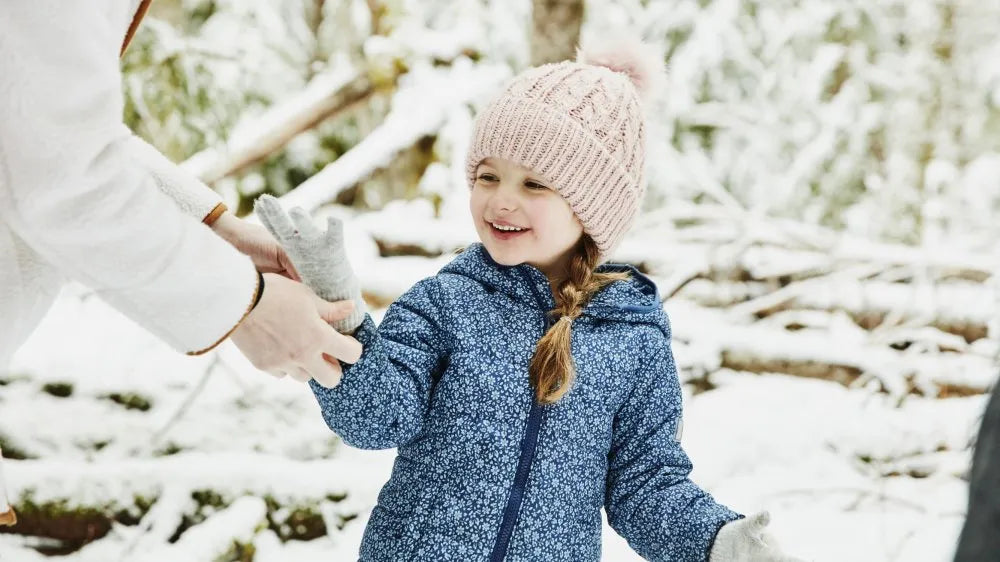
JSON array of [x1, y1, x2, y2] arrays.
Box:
[[481, 242, 526, 266]]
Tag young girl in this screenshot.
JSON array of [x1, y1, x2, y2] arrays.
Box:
[[257, 39, 802, 562]]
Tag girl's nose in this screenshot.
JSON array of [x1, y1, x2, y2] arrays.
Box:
[[489, 183, 519, 212], [492, 198, 516, 213]]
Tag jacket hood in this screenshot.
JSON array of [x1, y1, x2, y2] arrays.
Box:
[[440, 243, 670, 337]]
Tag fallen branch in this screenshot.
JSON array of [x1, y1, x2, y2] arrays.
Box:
[[727, 263, 886, 319], [672, 308, 994, 397], [181, 60, 372, 184], [631, 207, 998, 278], [116, 486, 190, 561], [134, 496, 266, 562], [274, 61, 508, 212], [677, 278, 995, 342]]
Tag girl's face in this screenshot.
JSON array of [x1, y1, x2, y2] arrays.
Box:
[[470, 157, 583, 282]]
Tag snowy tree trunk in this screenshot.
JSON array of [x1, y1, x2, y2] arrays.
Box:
[[530, 0, 584, 65]]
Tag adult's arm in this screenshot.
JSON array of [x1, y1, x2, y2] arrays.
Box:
[[126, 131, 228, 226], [0, 2, 257, 354]]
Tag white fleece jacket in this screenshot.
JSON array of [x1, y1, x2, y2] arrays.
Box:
[[0, 1, 258, 368]]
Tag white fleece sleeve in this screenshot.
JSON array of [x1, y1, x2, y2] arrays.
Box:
[[0, 1, 257, 355], [126, 131, 226, 224]]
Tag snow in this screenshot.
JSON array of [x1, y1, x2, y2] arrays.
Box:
[[4, 0, 999, 560], [275, 58, 509, 213], [141, 496, 266, 561], [181, 56, 362, 183]]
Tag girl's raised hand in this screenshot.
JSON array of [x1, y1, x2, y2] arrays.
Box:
[[254, 194, 367, 335]]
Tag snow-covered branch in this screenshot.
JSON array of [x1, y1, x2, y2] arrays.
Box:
[[181, 61, 370, 184]]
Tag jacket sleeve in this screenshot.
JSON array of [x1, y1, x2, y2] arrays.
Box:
[[604, 317, 742, 562], [0, 2, 258, 355], [126, 132, 227, 225], [310, 277, 452, 450]]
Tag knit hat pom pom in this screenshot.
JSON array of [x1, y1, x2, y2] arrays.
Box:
[[576, 36, 665, 101]]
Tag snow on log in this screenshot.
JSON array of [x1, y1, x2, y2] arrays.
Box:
[[135, 496, 266, 562], [275, 60, 508, 212], [182, 60, 369, 184]]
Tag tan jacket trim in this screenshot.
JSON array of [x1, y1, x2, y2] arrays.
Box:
[[185, 271, 262, 356], [202, 202, 227, 226], [0, 446, 14, 527], [121, 0, 154, 57]]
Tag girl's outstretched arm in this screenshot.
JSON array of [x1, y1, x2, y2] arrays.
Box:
[[604, 319, 741, 562], [310, 277, 452, 450]]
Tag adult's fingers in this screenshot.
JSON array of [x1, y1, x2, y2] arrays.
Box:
[[316, 297, 356, 324], [305, 352, 343, 388], [277, 247, 301, 282], [322, 328, 363, 364], [287, 366, 311, 383], [265, 369, 287, 380]]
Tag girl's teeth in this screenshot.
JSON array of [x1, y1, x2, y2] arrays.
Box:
[[492, 223, 523, 231]]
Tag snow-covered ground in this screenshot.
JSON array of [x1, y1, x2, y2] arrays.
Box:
[[0, 268, 986, 561]]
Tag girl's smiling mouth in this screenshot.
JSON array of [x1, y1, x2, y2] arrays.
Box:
[[487, 219, 530, 240]]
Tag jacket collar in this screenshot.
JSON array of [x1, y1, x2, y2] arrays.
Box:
[[440, 243, 668, 333]]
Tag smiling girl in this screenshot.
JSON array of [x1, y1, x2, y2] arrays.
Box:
[[259, 37, 803, 562]]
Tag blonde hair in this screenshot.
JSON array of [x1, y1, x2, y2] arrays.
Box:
[[530, 235, 629, 403]]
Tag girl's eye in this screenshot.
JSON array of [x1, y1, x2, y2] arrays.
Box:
[[477, 173, 498, 182], [525, 181, 548, 190]]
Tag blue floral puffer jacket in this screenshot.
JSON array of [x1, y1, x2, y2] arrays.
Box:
[[311, 243, 740, 561]]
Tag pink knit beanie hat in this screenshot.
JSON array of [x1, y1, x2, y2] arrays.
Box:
[[466, 37, 664, 261]]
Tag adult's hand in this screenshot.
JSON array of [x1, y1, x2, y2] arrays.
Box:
[[230, 273, 363, 387], [211, 211, 300, 280]]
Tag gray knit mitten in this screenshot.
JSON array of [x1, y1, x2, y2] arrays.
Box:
[[254, 194, 366, 333], [709, 512, 806, 562]]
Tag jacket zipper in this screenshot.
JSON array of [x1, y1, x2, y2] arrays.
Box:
[[488, 312, 551, 561]]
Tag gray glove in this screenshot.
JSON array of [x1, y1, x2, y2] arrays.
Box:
[[709, 511, 806, 562], [254, 194, 366, 334]]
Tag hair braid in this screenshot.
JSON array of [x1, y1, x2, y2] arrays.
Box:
[[529, 235, 629, 403]]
